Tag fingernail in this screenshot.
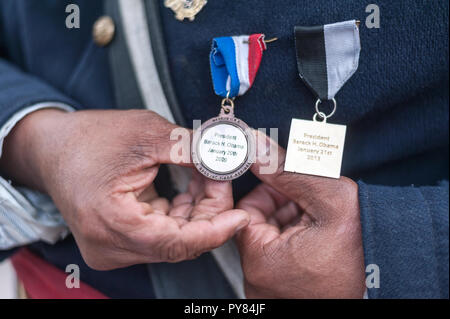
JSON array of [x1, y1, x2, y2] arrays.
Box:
[[236, 219, 250, 232]]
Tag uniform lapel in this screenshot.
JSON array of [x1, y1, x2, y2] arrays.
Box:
[[143, 0, 187, 127], [105, 0, 145, 109]]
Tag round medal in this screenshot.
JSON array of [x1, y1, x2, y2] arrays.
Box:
[[193, 33, 269, 180], [192, 104, 255, 181]]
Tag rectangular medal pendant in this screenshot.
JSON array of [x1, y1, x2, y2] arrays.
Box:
[[284, 118, 346, 179]]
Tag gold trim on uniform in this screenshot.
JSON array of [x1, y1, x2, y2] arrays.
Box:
[[164, 0, 207, 21]]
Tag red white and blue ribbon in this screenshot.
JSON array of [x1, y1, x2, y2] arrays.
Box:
[[210, 34, 267, 98]]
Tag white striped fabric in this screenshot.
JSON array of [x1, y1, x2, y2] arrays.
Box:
[[232, 35, 251, 96]]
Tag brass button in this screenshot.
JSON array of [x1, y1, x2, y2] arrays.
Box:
[[93, 16, 115, 47]]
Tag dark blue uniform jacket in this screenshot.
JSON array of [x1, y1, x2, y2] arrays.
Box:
[[0, 0, 448, 298]]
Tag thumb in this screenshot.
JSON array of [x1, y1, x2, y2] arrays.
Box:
[[250, 130, 350, 220], [179, 209, 250, 257], [152, 120, 194, 167]]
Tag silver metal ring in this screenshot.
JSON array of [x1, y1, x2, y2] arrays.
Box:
[[315, 98, 337, 119], [313, 111, 328, 122]]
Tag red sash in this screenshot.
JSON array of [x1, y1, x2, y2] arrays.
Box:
[[11, 248, 108, 299]]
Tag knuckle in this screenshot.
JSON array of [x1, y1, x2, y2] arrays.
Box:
[[213, 231, 230, 248], [339, 177, 358, 197], [330, 177, 359, 220], [118, 111, 173, 161]]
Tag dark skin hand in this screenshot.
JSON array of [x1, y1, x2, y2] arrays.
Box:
[[0, 108, 249, 270], [234, 132, 366, 298]]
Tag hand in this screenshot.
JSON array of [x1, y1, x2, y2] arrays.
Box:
[[235, 132, 365, 298], [0, 109, 248, 270]]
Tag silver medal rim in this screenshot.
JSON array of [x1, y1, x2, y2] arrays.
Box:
[[191, 115, 255, 181]]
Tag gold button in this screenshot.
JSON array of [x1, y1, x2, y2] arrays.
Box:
[[93, 16, 115, 47]]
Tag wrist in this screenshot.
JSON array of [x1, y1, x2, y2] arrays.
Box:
[[0, 108, 70, 192]]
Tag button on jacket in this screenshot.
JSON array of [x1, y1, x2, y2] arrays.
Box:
[[0, 0, 448, 298]]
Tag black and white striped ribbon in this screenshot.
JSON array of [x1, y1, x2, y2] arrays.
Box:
[[295, 20, 360, 101]]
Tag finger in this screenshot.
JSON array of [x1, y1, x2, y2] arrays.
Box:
[[179, 209, 249, 257], [267, 217, 280, 228], [149, 197, 170, 215], [237, 183, 289, 224], [136, 184, 159, 203], [189, 178, 234, 220], [202, 178, 232, 201], [170, 190, 194, 218], [236, 219, 309, 264], [154, 121, 194, 167], [169, 193, 193, 220], [283, 208, 313, 231], [188, 171, 206, 205], [235, 222, 281, 255], [172, 193, 193, 207], [170, 207, 193, 227], [251, 130, 323, 197], [280, 214, 303, 232], [251, 130, 349, 219], [273, 201, 300, 228]]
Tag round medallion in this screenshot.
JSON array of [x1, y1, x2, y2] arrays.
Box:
[[192, 111, 255, 181]]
